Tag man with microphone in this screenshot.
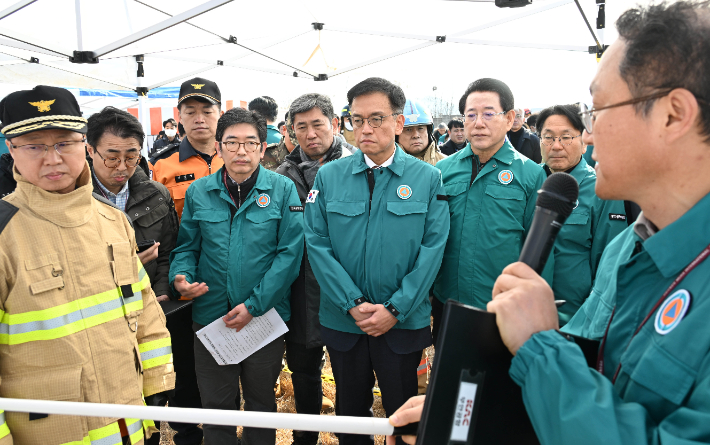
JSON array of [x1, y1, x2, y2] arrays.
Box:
[[388, 1, 710, 443]]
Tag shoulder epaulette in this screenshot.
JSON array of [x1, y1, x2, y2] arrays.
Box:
[[149, 142, 180, 164], [92, 193, 134, 229], [0, 199, 19, 236]]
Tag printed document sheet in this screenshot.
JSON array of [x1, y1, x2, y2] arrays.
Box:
[[196, 308, 288, 365]]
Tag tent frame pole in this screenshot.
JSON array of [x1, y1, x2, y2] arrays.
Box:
[[0, 0, 36, 21], [92, 0, 233, 58], [75, 0, 83, 51]]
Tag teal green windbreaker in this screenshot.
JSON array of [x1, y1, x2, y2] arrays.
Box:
[[169, 165, 304, 326], [550, 157, 627, 326], [304, 147, 450, 334], [511, 190, 710, 445], [433, 140, 551, 309]]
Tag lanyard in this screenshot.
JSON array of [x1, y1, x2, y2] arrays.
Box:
[[596, 243, 710, 383]]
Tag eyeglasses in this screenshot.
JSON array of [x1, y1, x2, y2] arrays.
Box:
[[10, 138, 85, 159], [95, 149, 141, 168], [348, 114, 398, 129], [462, 111, 506, 123], [220, 140, 261, 153], [541, 134, 583, 146], [514, 114, 523, 119], [578, 89, 673, 134]]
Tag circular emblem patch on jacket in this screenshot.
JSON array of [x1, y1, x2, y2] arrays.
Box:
[[397, 185, 412, 200], [498, 170, 513, 184], [655, 289, 691, 335], [256, 193, 271, 208]]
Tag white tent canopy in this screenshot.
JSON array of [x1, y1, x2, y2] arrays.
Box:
[[0, 0, 639, 138]]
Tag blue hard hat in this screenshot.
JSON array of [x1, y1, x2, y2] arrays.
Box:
[[402, 99, 433, 127]]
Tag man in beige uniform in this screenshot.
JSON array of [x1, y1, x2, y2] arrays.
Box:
[[0, 86, 175, 445]]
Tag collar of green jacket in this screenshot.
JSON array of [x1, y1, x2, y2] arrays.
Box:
[[350, 144, 406, 176], [13, 160, 94, 227], [643, 189, 710, 278], [458, 139, 516, 166], [204, 164, 273, 196]]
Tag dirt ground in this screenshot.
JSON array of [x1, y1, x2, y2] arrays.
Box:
[[158, 346, 434, 445]]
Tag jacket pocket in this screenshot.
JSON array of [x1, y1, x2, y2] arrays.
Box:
[[483, 184, 526, 230], [560, 211, 591, 248], [444, 181, 468, 198], [386, 201, 428, 216], [1, 366, 86, 443], [623, 337, 695, 407], [326, 201, 366, 217], [109, 242, 139, 286], [193, 209, 230, 223], [132, 201, 169, 228], [24, 254, 65, 297]]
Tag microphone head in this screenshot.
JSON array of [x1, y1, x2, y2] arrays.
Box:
[[536, 172, 579, 218]]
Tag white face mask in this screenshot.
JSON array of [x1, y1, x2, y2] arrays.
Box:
[[165, 128, 177, 137]]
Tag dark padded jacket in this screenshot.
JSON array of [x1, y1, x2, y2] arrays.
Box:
[[91, 165, 179, 299], [276, 137, 354, 348], [0, 153, 15, 199]]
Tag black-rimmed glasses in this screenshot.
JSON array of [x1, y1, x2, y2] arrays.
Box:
[[220, 140, 261, 153]]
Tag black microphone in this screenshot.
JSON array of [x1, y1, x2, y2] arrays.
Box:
[[518, 172, 579, 275]]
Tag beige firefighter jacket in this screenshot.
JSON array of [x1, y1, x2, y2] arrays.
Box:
[[412, 140, 447, 166], [0, 162, 175, 445]]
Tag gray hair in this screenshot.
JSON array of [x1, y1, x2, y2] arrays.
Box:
[[288, 93, 336, 123]]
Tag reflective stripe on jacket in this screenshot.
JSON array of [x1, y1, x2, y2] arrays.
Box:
[[0, 163, 175, 445]]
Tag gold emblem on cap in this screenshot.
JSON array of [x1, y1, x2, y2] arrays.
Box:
[[191, 84, 205, 90], [29, 99, 56, 112]]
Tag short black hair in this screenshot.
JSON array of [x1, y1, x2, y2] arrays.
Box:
[[87, 106, 144, 148], [447, 118, 464, 130], [289, 93, 336, 122], [216, 107, 267, 143], [616, 0, 710, 140], [458, 78, 514, 114], [535, 104, 585, 136], [276, 121, 285, 129], [526, 113, 539, 128], [347, 77, 406, 114], [248, 96, 278, 122], [163, 118, 177, 128], [178, 122, 185, 137]]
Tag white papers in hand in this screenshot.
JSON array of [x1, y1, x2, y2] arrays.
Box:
[[196, 308, 288, 365]]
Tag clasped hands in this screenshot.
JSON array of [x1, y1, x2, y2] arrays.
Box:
[[349, 302, 398, 337]]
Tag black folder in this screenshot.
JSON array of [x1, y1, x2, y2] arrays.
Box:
[[159, 299, 193, 317], [416, 300, 599, 445]]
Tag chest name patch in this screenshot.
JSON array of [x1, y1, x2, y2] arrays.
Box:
[[609, 213, 627, 221], [175, 173, 195, 183], [655, 289, 691, 335], [290, 206, 304, 212], [306, 190, 319, 204]]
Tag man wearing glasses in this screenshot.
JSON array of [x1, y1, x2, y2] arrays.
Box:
[[431, 78, 549, 345], [507, 107, 542, 163], [534, 104, 626, 327], [390, 2, 710, 444], [170, 107, 303, 445], [305, 77, 449, 445], [87, 106, 179, 305], [0, 86, 175, 444]]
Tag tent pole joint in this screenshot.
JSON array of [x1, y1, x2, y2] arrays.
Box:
[[69, 51, 99, 64], [29, 57, 38, 63], [217, 60, 224, 66], [314, 74, 328, 81], [228, 35, 237, 44], [436, 35, 446, 43], [136, 87, 149, 96], [312, 22, 324, 30]]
